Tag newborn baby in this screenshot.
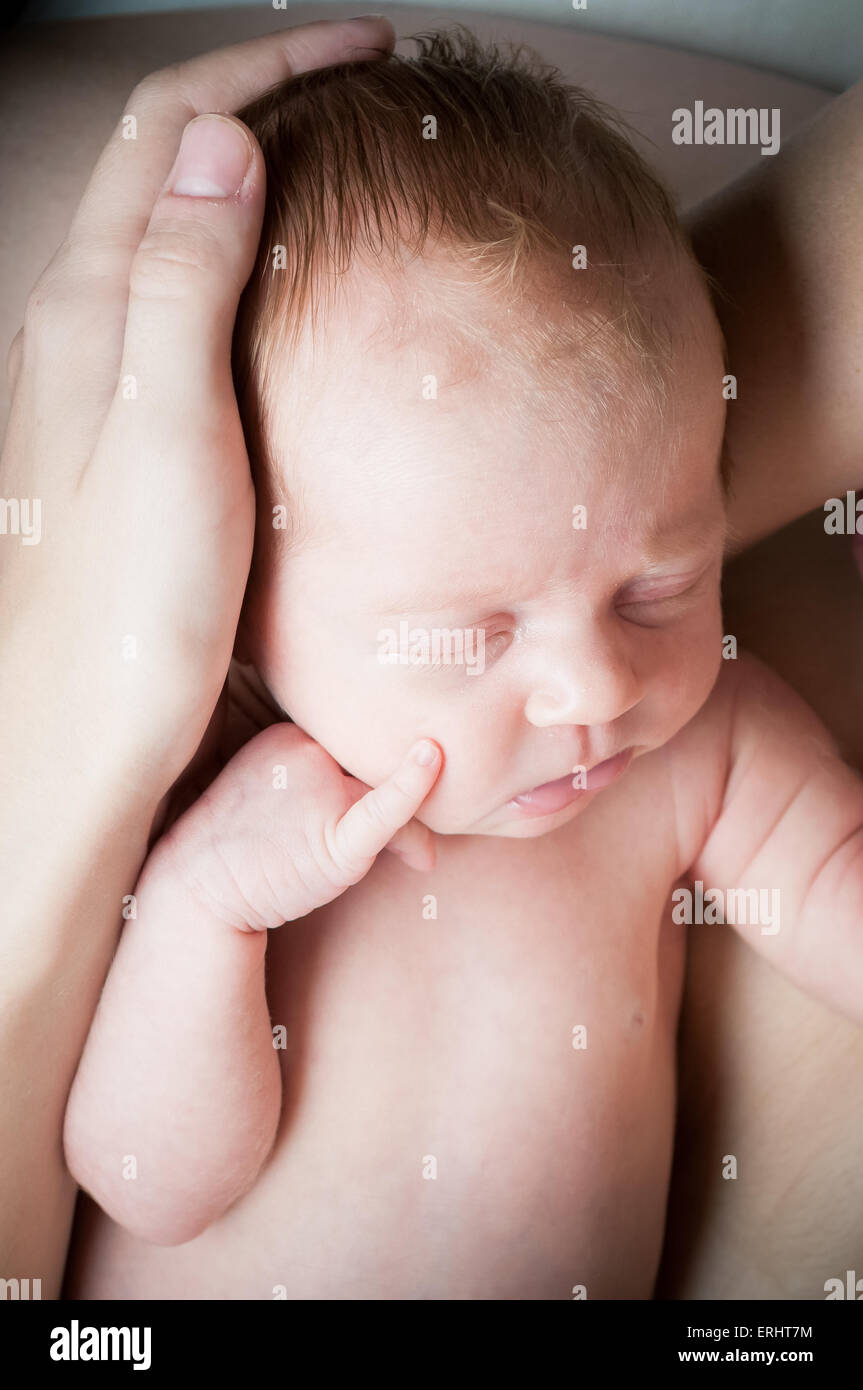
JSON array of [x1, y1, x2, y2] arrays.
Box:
[[63, 28, 863, 1300]]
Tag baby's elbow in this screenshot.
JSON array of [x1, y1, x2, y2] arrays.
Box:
[[121, 1205, 215, 1248], [117, 1176, 262, 1247], [64, 1118, 263, 1247], [64, 1132, 210, 1248], [68, 1162, 227, 1247], [127, 1165, 271, 1247], [63, 1090, 278, 1246]]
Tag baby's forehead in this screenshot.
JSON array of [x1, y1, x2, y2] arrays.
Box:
[[281, 234, 717, 401], [260, 249, 723, 538], [272, 271, 676, 444]]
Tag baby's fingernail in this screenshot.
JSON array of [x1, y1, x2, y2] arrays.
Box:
[[412, 739, 439, 767], [169, 115, 252, 198]]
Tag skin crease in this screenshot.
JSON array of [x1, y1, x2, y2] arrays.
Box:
[[242, 249, 730, 839]]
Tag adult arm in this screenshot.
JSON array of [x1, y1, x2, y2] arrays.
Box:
[[0, 14, 396, 1295], [684, 76, 863, 552]]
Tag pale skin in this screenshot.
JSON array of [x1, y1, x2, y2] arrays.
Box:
[[3, 11, 863, 1296], [64, 724, 443, 1247], [0, 14, 403, 1296], [63, 254, 727, 1255], [63, 254, 863, 1299]]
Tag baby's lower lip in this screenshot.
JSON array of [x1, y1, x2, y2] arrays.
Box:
[[504, 749, 633, 818]]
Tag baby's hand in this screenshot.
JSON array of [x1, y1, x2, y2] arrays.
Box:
[[158, 723, 442, 931]]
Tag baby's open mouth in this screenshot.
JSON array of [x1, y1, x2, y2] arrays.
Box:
[[504, 749, 633, 817]]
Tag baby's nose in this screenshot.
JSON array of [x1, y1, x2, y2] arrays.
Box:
[[524, 633, 642, 729]]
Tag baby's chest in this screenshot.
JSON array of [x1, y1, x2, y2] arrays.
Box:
[[249, 814, 688, 1296], [66, 794, 687, 1300], [264, 801, 685, 1076]]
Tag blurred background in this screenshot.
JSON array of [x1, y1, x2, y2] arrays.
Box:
[[5, 0, 862, 91]]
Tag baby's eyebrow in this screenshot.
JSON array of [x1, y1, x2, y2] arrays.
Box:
[[371, 528, 719, 616], [369, 468, 728, 616], [643, 509, 726, 559], [369, 576, 511, 617]]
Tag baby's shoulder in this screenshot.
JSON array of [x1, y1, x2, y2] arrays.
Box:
[[663, 647, 843, 875], [658, 649, 804, 873], [685, 646, 841, 758], [668, 646, 807, 762]]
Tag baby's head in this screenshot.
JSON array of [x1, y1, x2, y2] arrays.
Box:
[[232, 26, 731, 839]]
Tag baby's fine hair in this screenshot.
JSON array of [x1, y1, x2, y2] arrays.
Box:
[[232, 24, 721, 491]]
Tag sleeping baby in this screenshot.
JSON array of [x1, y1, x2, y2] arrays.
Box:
[[63, 27, 863, 1300]]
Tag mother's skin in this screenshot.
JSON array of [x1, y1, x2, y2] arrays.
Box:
[[2, 24, 862, 1295], [0, 15, 399, 1299]]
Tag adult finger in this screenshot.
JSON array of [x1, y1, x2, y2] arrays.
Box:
[[16, 17, 395, 459], [67, 17, 395, 256], [110, 112, 266, 464]]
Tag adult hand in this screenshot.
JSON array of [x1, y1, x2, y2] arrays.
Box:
[[0, 13, 395, 1294], [2, 13, 395, 792]]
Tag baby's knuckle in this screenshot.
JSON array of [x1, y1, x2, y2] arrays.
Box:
[[299, 740, 334, 778], [255, 724, 330, 785], [387, 771, 415, 805], [321, 824, 364, 885], [288, 736, 334, 783], [242, 721, 295, 765], [358, 791, 391, 837], [259, 722, 311, 757]]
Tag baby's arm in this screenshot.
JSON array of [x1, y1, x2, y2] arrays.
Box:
[[680, 652, 863, 1023], [65, 842, 274, 1247], [63, 724, 441, 1246]]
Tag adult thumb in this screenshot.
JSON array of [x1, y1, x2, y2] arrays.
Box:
[[120, 113, 265, 426]]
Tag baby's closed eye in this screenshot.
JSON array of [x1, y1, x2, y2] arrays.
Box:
[[615, 567, 716, 624]]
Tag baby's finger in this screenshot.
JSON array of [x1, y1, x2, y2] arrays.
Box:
[[384, 817, 436, 873], [330, 741, 442, 876]]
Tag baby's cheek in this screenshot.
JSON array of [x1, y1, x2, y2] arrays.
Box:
[[643, 612, 718, 751], [674, 610, 724, 720]]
